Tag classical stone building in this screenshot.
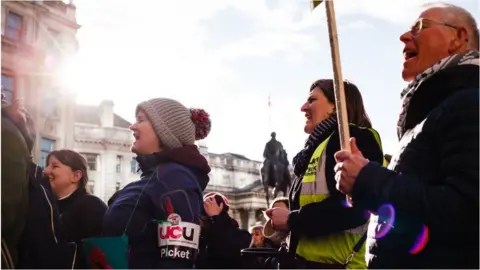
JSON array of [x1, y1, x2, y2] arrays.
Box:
[[73, 100, 139, 202], [1, 0, 79, 165], [198, 141, 270, 230], [0, 1, 139, 202]]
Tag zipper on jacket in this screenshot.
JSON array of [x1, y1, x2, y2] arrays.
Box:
[[1, 239, 15, 269], [71, 242, 77, 270], [35, 164, 58, 244]]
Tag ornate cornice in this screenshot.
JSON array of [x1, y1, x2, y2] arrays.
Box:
[[32, 1, 81, 30], [74, 138, 131, 148]]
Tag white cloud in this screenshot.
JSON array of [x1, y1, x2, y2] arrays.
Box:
[[211, 0, 326, 62], [333, 0, 428, 25], [217, 31, 321, 61], [73, 0, 238, 112], [340, 20, 375, 30]]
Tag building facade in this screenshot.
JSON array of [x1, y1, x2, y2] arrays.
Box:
[[1, 0, 79, 165], [73, 100, 139, 202], [199, 141, 271, 229], [0, 1, 140, 203]]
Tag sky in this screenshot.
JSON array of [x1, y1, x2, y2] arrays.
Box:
[[68, 0, 479, 162]]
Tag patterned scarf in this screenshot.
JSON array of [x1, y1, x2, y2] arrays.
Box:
[[397, 50, 480, 139], [292, 116, 338, 177]]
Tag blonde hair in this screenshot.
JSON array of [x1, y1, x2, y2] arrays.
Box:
[[249, 227, 265, 248]]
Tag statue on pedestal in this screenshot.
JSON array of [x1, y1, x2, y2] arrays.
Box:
[[260, 132, 291, 206]]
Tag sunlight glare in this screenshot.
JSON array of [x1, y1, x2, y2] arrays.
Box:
[[57, 55, 82, 95]]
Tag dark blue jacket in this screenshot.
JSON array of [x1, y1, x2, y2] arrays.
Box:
[[352, 63, 479, 268], [103, 145, 210, 269]]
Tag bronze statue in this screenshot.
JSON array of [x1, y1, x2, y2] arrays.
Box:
[[261, 132, 292, 206]]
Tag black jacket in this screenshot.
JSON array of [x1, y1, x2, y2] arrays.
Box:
[[58, 188, 107, 268], [17, 164, 77, 269], [351, 64, 479, 268], [287, 126, 384, 258], [196, 213, 251, 269]]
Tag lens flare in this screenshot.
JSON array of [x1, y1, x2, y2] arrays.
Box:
[[341, 199, 352, 208], [44, 54, 58, 69], [375, 203, 395, 239], [409, 224, 429, 255]]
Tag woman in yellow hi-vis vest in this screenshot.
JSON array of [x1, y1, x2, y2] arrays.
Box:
[[266, 79, 384, 269]]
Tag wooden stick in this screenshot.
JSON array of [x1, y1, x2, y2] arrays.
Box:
[[324, 0, 353, 205]]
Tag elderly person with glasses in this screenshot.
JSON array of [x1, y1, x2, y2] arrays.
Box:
[[334, 2, 479, 269]]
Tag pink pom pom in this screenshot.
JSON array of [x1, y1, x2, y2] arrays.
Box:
[[190, 108, 211, 140]]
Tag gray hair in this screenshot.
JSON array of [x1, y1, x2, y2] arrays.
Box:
[[422, 2, 479, 50]]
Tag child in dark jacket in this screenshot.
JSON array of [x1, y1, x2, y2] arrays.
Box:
[[103, 98, 212, 269], [196, 192, 251, 269]]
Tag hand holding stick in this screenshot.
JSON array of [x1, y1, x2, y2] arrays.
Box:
[[313, 0, 353, 205]]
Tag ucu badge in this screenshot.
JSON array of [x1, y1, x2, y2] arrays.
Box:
[[159, 225, 196, 241], [158, 213, 200, 260]]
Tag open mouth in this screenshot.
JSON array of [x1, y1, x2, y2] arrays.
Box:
[[133, 133, 140, 140], [403, 48, 418, 60], [305, 114, 312, 121]]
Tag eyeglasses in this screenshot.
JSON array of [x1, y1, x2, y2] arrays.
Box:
[[410, 18, 458, 36]]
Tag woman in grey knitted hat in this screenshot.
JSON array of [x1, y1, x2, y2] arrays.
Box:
[[103, 98, 212, 269]]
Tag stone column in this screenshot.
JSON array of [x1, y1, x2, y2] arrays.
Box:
[[248, 210, 257, 229]]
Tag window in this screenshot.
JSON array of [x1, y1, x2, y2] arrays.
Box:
[[5, 12, 23, 41], [82, 153, 97, 171], [223, 174, 231, 184], [116, 155, 123, 173], [130, 157, 139, 173], [1, 74, 13, 103], [86, 181, 94, 194], [40, 138, 55, 168], [115, 181, 121, 192]]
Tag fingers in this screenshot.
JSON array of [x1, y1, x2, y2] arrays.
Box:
[[334, 151, 351, 162], [265, 208, 275, 217], [203, 197, 215, 207], [350, 137, 361, 154], [335, 171, 347, 194], [334, 162, 343, 173]]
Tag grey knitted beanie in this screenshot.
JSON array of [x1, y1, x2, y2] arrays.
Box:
[[136, 98, 211, 150]]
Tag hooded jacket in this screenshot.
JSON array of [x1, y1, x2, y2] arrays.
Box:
[[103, 145, 210, 269]]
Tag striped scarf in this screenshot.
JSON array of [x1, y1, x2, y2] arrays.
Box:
[[292, 116, 337, 177], [397, 50, 480, 138]]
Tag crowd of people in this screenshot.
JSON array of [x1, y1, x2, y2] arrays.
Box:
[[1, 2, 479, 269]]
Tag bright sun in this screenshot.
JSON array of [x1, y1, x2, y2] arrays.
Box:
[[57, 54, 83, 95]]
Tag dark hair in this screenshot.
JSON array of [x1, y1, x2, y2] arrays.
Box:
[[203, 192, 230, 213], [46, 149, 89, 190], [310, 79, 372, 128]]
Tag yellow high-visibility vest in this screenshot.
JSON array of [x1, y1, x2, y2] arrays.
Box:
[[296, 127, 385, 269]]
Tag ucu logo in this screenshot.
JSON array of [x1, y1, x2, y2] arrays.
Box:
[[159, 226, 196, 241]]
